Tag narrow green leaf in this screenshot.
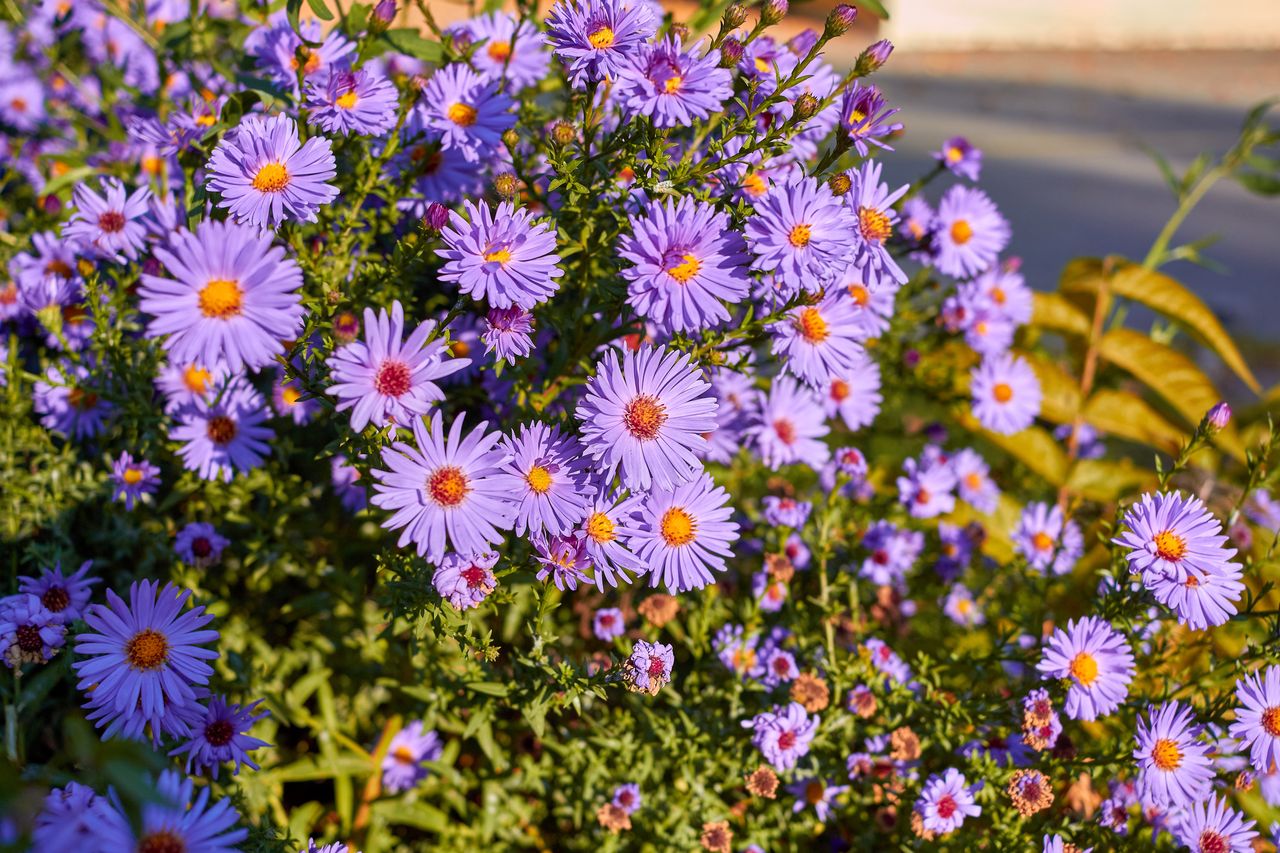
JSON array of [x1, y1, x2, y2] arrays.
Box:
[[306, 0, 334, 20]]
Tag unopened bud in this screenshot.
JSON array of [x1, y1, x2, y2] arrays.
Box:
[[792, 93, 819, 121], [451, 29, 474, 50], [824, 3, 857, 38], [1206, 401, 1232, 431], [501, 128, 519, 149], [827, 173, 852, 196], [760, 0, 787, 26], [855, 38, 893, 74], [422, 202, 450, 232], [719, 38, 745, 67], [670, 23, 691, 41], [41, 194, 61, 215], [372, 0, 396, 30], [551, 121, 576, 145], [493, 172, 519, 199], [722, 3, 748, 29]]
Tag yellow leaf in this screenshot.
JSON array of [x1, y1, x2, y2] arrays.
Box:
[[1020, 352, 1081, 424], [957, 410, 1068, 485], [1031, 291, 1091, 337], [1082, 389, 1185, 453], [1066, 458, 1157, 503]]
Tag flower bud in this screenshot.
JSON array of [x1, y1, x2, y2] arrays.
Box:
[[722, 3, 748, 29], [827, 173, 852, 196], [760, 0, 787, 26], [824, 3, 857, 38], [1205, 401, 1232, 431], [855, 38, 893, 74], [422, 202, 450, 233], [371, 0, 396, 30], [451, 29, 474, 50], [41, 194, 61, 216], [551, 120, 577, 145], [501, 128, 519, 149], [791, 93, 819, 122], [493, 172, 519, 199], [719, 38, 744, 67], [670, 23, 691, 41]]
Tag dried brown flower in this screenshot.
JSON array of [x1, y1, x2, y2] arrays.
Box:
[[638, 594, 679, 627], [700, 820, 733, 852], [1007, 769, 1054, 817], [790, 673, 830, 712], [848, 685, 877, 718], [745, 766, 779, 799], [596, 803, 631, 833], [889, 726, 920, 762]]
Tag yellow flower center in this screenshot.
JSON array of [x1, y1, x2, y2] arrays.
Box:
[[198, 278, 243, 320], [992, 382, 1013, 403], [754, 57, 770, 73], [858, 206, 893, 244], [526, 464, 553, 494], [1151, 738, 1182, 771], [586, 511, 616, 543], [484, 247, 512, 265], [1153, 530, 1186, 562], [848, 283, 870, 306], [796, 307, 829, 343], [335, 89, 359, 109], [142, 155, 164, 175], [195, 113, 216, 127], [846, 108, 866, 127], [447, 102, 477, 126], [742, 173, 767, 197], [450, 340, 471, 358], [788, 224, 812, 248], [668, 254, 702, 283], [428, 466, 468, 507], [487, 41, 512, 61], [945, 146, 963, 164], [252, 162, 290, 192], [123, 467, 145, 485], [663, 75, 683, 94], [126, 628, 169, 669], [950, 219, 973, 245], [588, 26, 615, 49], [660, 507, 696, 546], [183, 365, 211, 394], [1032, 532, 1054, 552], [282, 386, 302, 406], [1069, 651, 1098, 687]]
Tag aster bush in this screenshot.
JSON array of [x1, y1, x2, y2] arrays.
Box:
[[2, 0, 1280, 851]]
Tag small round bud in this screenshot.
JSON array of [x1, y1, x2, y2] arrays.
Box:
[[719, 38, 745, 67], [827, 173, 852, 196], [855, 38, 894, 74], [501, 128, 519, 149], [551, 121, 577, 145], [142, 257, 163, 277], [760, 0, 787, 26], [722, 3, 748, 29], [451, 29, 474, 50], [422, 202, 450, 233], [670, 23, 691, 41], [372, 0, 396, 30], [1206, 401, 1232, 431], [493, 172, 519, 199], [824, 3, 857, 37], [41, 194, 61, 216], [792, 93, 819, 121]]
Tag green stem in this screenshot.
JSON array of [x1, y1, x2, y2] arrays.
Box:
[[1142, 165, 1227, 269]]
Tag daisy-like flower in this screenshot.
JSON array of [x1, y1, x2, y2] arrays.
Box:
[[839, 80, 902, 157], [769, 291, 867, 388], [98, 769, 246, 853], [898, 455, 957, 519], [859, 521, 924, 586], [577, 345, 717, 492], [544, 0, 658, 87], [170, 694, 271, 778], [327, 301, 466, 432], [416, 63, 515, 162], [156, 357, 231, 413], [844, 160, 909, 287], [433, 551, 500, 610], [970, 353, 1041, 435], [1134, 701, 1214, 809], [615, 37, 733, 128], [139, 218, 304, 372], [62, 177, 151, 262], [32, 782, 115, 852], [942, 585, 984, 627], [370, 412, 516, 564], [746, 177, 854, 296], [789, 778, 848, 822], [437, 199, 563, 309], [109, 451, 161, 509], [496, 422, 590, 536], [483, 305, 535, 362], [18, 560, 98, 624], [935, 135, 982, 181], [952, 448, 999, 513], [618, 195, 750, 334], [743, 703, 818, 771], [1173, 797, 1258, 853], [971, 261, 1033, 326], [307, 67, 399, 136], [1036, 616, 1135, 721], [578, 487, 645, 589], [272, 372, 318, 424], [450, 12, 551, 90], [72, 580, 219, 734], [0, 594, 64, 668], [622, 639, 674, 695], [382, 721, 443, 794], [171, 381, 274, 482], [1146, 555, 1244, 631], [206, 113, 338, 227], [1014, 502, 1081, 575], [34, 361, 114, 440], [593, 607, 625, 641], [762, 496, 811, 530], [1228, 666, 1280, 774], [933, 185, 1010, 279], [175, 522, 231, 568], [611, 782, 641, 814], [751, 376, 830, 470], [1113, 492, 1239, 584], [915, 769, 981, 836], [823, 351, 883, 432], [630, 472, 739, 592], [533, 532, 592, 590]]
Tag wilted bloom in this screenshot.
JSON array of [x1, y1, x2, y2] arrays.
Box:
[[1037, 616, 1134, 721], [62, 177, 151, 262], [935, 136, 982, 181], [700, 820, 733, 853], [623, 639, 674, 694], [1008, 770, 1053, 817], [746, 766, 779, 798], [437, 199, 563, 309], [933, 185, 1010, 278], [416, 63, 515, 161], [433, 551, 499, 610], [0, 595, 64, 668], [1134, 701, 1214, 808], [171, 694, 271, 778], [970, 353, 1041, 435], [915, 769, 981, 835], [544, 0, 658, 87], [307, 67, 399, 136], [175, 522, 231, 567], [206, 113, 338, 227], [382, 721, 443, 793], [18, 560, 98, 624], [596, 802, 631, 833], [631, 472, 739, 593], [109, 451, 161, 509]]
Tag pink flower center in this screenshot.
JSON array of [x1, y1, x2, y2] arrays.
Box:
[[374, 359, 412, 397]]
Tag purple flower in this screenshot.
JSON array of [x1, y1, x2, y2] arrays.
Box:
[[611, 782, 641, 814], [915, 769, 981, 835], [109, 451, 161, 509], [770, 291, 867, 388], [450, 12, 551, 89], [170, 694, 271, 778], [332, 455, 368, 513], [623, 639, 674, 694], [34, 361, 114, 440], [754, 571, 788, 613], [714, 624, 762, 679], [272, 372, 318, 424], [577, 345, 717, 492], [258, 20, 354, 95], [62, 177, 151, 262], [18, 560, 98, 624], [97, 769, 246, 853], [1228, 666, 1280, 774], [1134, 701, 1214, 809], [760, 646, 798, 685], [533, 532, 591, 590], [1173, 797, 1257, 853], [839, 81, 901, 157], [483, 305, 535, 362], [935, 135, 982, 181], [844, 160, 909, 288], [415, 63, 515, 161], [32, 782, 115, 852], [1113, 492, 1238, 584], [382, 721, 443, 793], [942, 584, 984, 627], [970, 262, 1033, 326], [789, 778, 848, 821], [762, 496, 811, 529], [72, 580, 219, 736], [0, 76, 46, 132], [544, 0, 658, 87], [859, 521, 923, 586], [307, 67, 399, 136], [951, 448, 999, 513], [496, 422, 590, 536], [437, 199, 563, 309], [593, 607, 625, 641], [371, 412, 516, 564], [433, 551, 500, 610], [139, 217, 304, 372], [172, 381, 274, 482], [618, 195, 750, 334], [630, 472, 739, 592], [865, 638, 913, 685], [1014, 502, 1081, 575], [1036, 616, 1134, 721], [970, 353, 1041, 435], [751, 375, 830, 470], [577, 488, 645, 589], [176, 522, 231, 567], [746, 177, 854, 296], [897, 455, 957, 519], [743, 702, 818, 771], [0, 594, 64, 668], [206, 113, 338, 227], [327, 301, 467, 432], [933, 185, 1010, 279], [1206, 401, 1232, 430], [615, 37, 732, 127], [822, 351, 882, 431]]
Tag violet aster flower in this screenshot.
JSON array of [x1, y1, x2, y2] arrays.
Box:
[[332, 455, 368, 513], [533, 532, 591, 590], [206, 113, 338, 227], [1036, 616, 1134, 721], [171, 380, 274, 482], [942, 584, 983, 627], [170, 693, 271, 778], [933, 185, 1010, 279], [306, 841, 353, 853], [760, 646, 798, 685], [73, 580, 219, 735], [272, 372, 318, 425], [952, 448, 999, 513], [593, 606, 625, 641], [1228, 666, 1280, 774], [483, 305, 535, 362], [577, 487, 645, 589], [259, 21, 354, 95], [415, 63, 515, 162], [970, 261, 1033, 326], [715, 624, 762, 679], [845, 160, 909, 288], [864, 637, 913, 685], [307, 67, 399, 136], [496, 422, 590, 536], [576, 345, 717, 492], [1146, 552, 1244, 631], [769, 291, 866, 388], [618, 195, 750, 334], [382, 720, 443, 793], [98, 769, 246, 853], [0, 75, 46, 132], [611, 782, 641, 814], [743, 702, 817, 771], [1173, 797, 1257, 853], [859, 521, 923, 586], [175, 522, 231, 568], [915, 769, 980, 836], [32, 782, 115, 852], [433, 551, 500, 610], [62, 177, 151, 262], [789, 778, 848, 821], [630, 472, 739, 592], [544, 0, 658, 87], [18, 560, 98, 624], [746, 177, 854, 296], [751, 375, 830, 470], [156, 357, 231, 413], [371, 412, 516, 563], [450, 12, 551, 89], [970, 353, 1041, 435], [34, 361, 114, 440], [839, 81, 902, 157], [327, 301, 467, 432], [898, 455, 957, 519], [762, 496, 811, 530], [1113, 491, 1239, 584], [823, 352, 882, 432], [1014, 502, 1081, 575], [622, 639, 674, 695], [935, 135, 982, 181], [1133, 701, 1214, 809], [437, 199, 563, 309], [109, 451, 161, 509], [615, 37, 732, 128], [0, 594, 64, 668], [139, 218, 304, 372]]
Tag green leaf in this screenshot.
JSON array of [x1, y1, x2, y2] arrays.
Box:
[[1031, 291, 1091, 337], [306, 0, 334, 21], [465, 681, 510, 697], [1236, 171, 1280, 196], [372, 800, 449, 832], [1081, 389, 1184, 453], [382, 29, 443, 64], [856, 0, 890, 19], [260, 755, 372, 782]]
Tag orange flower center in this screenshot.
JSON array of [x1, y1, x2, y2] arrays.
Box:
[[992, 382, 1013, 403], [858, 206, 893, 244], [198, 278, 243, 319], [1069, 651, 1098, 686], [487, 41, 512, 61], [950, 219, 973, 245], [427, 466, 468, 506], [660, 507, 696, 546], [137, 830, 185, 853], [1153, 530, 1186, 562], [586, 511, 615, 543], [742, 173, 767, 197], [1151, 737, 1182, 771], [123, 467, 145, 485], [447, 102, 478, 126], [830, 379, 850, 402], [251, 162, 290, 192], [1032, 532, 1054, 552], [797, 307, 829, 343], [788, 224, 812, 248], [183, 364, 211, 394], [623, 395, 667, 440], [1262, 706, 1280, 737], [126, 628, 169, 669], [848, 283, 870, 306]]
